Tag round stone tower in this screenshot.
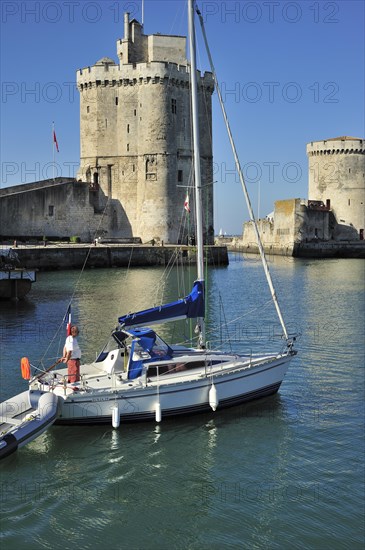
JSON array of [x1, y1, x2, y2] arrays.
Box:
[[77, 14, 214, 244], [306, 137, 365, 237]]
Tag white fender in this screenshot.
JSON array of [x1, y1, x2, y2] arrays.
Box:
[[112, 405, 120, 428], [155, 402, 161, 423], [209, 384, 218, 411]]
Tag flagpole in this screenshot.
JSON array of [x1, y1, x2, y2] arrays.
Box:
[[52, 121, 55, 182]]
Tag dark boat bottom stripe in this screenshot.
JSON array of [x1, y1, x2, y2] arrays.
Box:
[[55, 382, 282, 425], [0, 434, 18, 459]]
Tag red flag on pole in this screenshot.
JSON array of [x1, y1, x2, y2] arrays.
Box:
[[53, 130, 59, 152], [184, 192, 190, 213]]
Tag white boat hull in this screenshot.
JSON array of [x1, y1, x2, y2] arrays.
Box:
[[42, 353, 293, 425]]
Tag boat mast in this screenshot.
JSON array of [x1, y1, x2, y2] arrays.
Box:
[[188, 0, 205, 347], [196, 7, 289, 341]]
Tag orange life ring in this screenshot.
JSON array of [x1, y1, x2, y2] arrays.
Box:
[[21, 357, 31, 380]]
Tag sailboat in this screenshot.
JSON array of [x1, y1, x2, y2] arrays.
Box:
[[0, 0, 296, 456]]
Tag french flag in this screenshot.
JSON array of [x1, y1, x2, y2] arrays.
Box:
[[66, 304, 72, 336], [184, 192, 190, 213]]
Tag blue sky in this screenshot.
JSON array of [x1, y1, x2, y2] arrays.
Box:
[[1, 0, 364, 234]]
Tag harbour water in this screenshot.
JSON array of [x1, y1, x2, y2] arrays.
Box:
[[0, 255, 364, 549]]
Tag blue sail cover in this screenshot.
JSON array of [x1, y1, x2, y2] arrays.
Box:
[[119, 280, 204, 328]]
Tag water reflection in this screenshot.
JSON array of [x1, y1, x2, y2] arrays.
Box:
[[1, 259, 364, 549], [153, 424, 162, 444]]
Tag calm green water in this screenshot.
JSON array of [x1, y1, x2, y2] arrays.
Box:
[[0, 256, 364, 549]]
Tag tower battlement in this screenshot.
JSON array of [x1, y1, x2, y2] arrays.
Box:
[[77, 62, 214, 92], [307, 137, 364, 156]]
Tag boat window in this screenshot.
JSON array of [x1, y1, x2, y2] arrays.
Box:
[[132, 341, 151, 359], [147, 359, 227, 376], [96, 333, 126, 362], [112, 331, 128, 346], [151, 334, 172, 358]]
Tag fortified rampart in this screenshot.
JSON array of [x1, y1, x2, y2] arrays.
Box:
[[241, 199, 334, 254], [237, 136, 365, 257], [0, 179, 112, 242], [240, 196, 362, 257]]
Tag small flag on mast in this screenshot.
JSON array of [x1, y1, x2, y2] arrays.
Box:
[[66, 304, 72, 336], [184, 192, 190, 213], [53, 129, 59, 152]]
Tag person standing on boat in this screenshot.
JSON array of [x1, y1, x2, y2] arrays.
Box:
[[61, 325, 81, 383]]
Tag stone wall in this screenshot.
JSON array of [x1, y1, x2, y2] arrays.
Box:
[[240, 197, 360, 255], [9, 244, 229, 270], [241, 199, 298, 253], [0, 180, 110, 241]]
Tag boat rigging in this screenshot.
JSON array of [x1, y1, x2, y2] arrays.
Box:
[[0, 0, 296, 459]]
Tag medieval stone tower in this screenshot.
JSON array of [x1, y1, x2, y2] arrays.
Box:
[[306, 137, 365, 238], [77, 13, 214, 244]]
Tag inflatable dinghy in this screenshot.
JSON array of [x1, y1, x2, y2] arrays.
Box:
[[0, 391, 60, 459]]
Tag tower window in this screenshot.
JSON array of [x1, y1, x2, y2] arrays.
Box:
[[133, 164, 135, 172], [145, 155, 157, 181], [115, 97, 119, 105], [127, 124, 130, 133], [171, 98, 177, 114], [87, 106, 90, 113], [178, 170, 183, 182], [108, 165, 112, 196], [348, 199, 351, 206], [134, 109, 137, 116], [48, 205, 54, 216], [127, 144, 129, 151]]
